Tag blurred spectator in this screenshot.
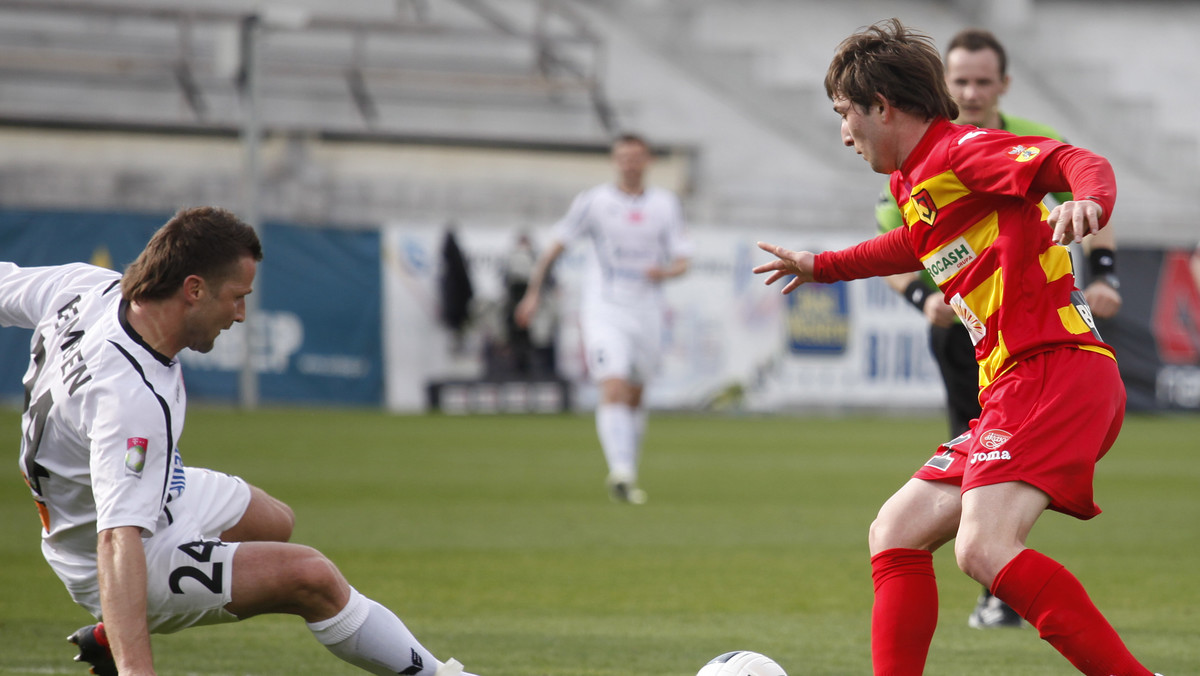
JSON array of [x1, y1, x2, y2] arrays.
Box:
[[438, 225, 474, 351], [501, 232, 538, 376]]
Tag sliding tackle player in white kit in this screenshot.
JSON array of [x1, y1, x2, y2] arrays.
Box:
[[2, 207, 478, 676]]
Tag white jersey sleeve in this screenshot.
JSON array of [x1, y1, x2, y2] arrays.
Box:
[[0, 262, 116, 330], [551, 188, 597, 247], [656, 189, 693, 263]]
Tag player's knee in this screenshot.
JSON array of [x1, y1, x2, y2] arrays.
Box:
[[286, 547, 348, 617], [868, 514, 903, 554], [953, 537, 997, 584]]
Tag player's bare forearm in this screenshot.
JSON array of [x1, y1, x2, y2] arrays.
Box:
[[888, 271, 950, 325], [529, 242, 565, 295], [884, 271, 919, 295], [515, 241, 565, 328], [97, 526, 157, 675], [1081, 223, 1117, 253], [647, 258, 689, 281]]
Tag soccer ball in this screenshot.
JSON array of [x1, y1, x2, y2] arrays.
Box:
[[695, 651, 788, 676]]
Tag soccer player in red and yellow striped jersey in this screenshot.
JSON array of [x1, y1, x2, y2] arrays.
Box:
[[754, 18, 1159, 676], [870, 120, 1114, 389]]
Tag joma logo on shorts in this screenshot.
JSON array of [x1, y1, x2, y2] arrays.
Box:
[[971, 450, 1011, 464]]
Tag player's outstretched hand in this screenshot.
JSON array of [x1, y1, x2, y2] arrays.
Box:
[[754, 241, 816, 294], [1047, 199, 1103, 246]]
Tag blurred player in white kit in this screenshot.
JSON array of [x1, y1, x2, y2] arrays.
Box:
[[516, 133, 692, 504]]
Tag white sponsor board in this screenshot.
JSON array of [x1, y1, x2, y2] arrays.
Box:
[[382, 223, 943, 413]]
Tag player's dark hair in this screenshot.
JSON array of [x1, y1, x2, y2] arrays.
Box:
[[824, 18, 959, 122], [946, 28, 1008, 77], [122, 206, 263, 302], [612, 132, 650, 151]]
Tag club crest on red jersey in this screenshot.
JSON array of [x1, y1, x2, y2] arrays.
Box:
[[910, 188, 938, 226], [979, 429, 1013, 450]]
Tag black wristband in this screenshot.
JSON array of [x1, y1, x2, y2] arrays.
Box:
[[1088, 248, 1116, 277], [903, 279, 929, 313]]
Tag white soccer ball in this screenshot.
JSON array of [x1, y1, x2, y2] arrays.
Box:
[[696, 651, 788, 676]]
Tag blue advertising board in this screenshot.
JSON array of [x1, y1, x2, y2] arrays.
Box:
[[786, 281, 849, 354]]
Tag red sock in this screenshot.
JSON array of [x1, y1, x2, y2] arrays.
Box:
[[871, 548, 937, 676], [992, 549, 1152, 676]]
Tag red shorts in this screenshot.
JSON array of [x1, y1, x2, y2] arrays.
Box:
[[912, 347, 1126, 520]]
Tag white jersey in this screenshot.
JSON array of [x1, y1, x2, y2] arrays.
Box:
[[553, 183, 692, 317], [1, 262, 187, 595]]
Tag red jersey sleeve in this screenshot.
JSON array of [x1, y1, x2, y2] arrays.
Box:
[[1029, 145, 1117, 227], [813, 226, 922, 283], [947, 129, 1068, 201]]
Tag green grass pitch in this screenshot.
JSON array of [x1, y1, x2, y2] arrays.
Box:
[[1, 407, 1196, 675]]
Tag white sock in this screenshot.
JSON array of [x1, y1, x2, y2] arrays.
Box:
[[596, 403, 637, 479], [632, 407, 648, 469], [307, 588, 439, 676]]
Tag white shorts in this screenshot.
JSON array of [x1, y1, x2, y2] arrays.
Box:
[[581, 306, 664, 383], [65, 467, 251, 634]]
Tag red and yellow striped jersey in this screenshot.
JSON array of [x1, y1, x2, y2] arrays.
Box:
[[818, 118, 1115, 389]]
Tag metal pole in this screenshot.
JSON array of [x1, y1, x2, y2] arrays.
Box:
[[239, 14, 261, 410]]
